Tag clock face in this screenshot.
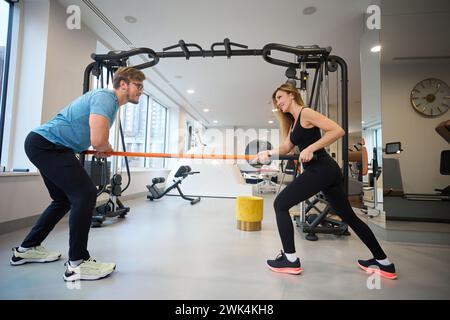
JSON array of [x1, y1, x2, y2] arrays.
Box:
[[410, 78, 450, 117]]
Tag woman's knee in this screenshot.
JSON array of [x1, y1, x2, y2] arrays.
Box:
[[273, 196, 289, 213]]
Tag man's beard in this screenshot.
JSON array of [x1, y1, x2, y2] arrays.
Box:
[[128, 94, 139, 104]]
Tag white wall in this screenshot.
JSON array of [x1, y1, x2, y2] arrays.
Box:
[[381, 62, 450, 193], [41, 1, 97, 124], [0, 174, 51, 223], [0, 169, 171, 224]]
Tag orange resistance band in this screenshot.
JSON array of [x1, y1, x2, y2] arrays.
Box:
[[84, 150, 257, 161]]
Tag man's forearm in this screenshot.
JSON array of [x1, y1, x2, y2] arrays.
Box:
[[92, 141, 112, 152]]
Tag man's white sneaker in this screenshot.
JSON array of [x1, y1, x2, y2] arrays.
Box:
[[10, 246, 61, 265], [63, 257, 116, 281]]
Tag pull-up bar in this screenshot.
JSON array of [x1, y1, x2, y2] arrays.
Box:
[[89, 39, 331, 69]]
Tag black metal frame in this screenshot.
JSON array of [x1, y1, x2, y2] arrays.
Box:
[[82, 57, 133, 227], [299, 195, 350, 241], [82, 39, 349, 194]]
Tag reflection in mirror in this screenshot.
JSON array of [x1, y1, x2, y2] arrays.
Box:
[[360, 0, 384, 219], [380, 0, 450, 224]]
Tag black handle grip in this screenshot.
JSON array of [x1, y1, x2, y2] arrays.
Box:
[[252, 153, 318, 164], [262, 43, 331, 68], [163, 40, 205, 59], [276, 154, 318, 162]]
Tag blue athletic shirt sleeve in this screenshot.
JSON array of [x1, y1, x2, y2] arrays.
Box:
[[90, 91, 118, 125]]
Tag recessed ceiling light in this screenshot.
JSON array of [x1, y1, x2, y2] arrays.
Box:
[[124, 16, 137, 23], [371, 45, 381, 53], [203, 108, 210, 112], [187, 89, 195, 94], [268, 120, 274, 124], [302, 6, 317, 15], [272, 108, 278, 112], [213, 120, 218, 124]]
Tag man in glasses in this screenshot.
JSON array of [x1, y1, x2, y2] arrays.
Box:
[[10, 67, 145, 282]]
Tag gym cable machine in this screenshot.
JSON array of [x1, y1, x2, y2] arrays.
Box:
[[81, 39, 350, 232]]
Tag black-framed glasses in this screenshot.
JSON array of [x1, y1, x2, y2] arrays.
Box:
[[130, 82, 144, 91]]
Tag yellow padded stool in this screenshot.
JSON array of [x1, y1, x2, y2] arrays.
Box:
[[236, 196, 264, 231]]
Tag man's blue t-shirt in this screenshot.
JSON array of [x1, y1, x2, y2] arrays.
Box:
[[33, 89, 119, 153]]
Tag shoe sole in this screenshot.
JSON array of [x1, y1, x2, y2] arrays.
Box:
[[10, 255, 61, 266], [358, 263, 397, 280], [268, 266, 303, 275], [63, 265, 116, 282]]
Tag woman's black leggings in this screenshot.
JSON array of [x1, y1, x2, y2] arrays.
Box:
[[274, 155, 387, 260]]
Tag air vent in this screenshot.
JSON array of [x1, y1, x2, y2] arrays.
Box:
[[82, 0, 133, 46]]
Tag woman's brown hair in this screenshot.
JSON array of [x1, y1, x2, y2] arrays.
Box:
[[272, 83, 305, 139]]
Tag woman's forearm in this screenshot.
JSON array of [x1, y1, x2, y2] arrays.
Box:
[[269, 144, 293, 157]]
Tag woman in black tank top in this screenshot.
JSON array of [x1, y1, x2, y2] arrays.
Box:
[[257, 83, 396, 279]]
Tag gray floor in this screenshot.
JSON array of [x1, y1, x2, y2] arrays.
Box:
[[1, 194, 449, 300]]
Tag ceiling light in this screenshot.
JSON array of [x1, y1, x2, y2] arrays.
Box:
[[203, 108, 210, 112], [213, 120, 218, 124], [302, 6, 317, 15], [371, 45, 381, 53], [124, 16, 137, 23], [268, 120, 274, 124], [272, 108, 278, 112], [187, 89, 195, 94]]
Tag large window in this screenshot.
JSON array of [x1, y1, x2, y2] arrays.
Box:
[[0, 0, 13, 165], [120, 94, 149, 168], [146, 99, 167, 168], [119, 96, 168, 169]]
